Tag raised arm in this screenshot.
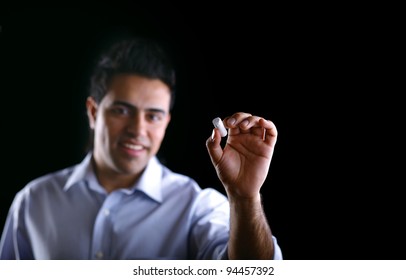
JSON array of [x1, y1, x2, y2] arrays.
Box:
[[206, 112, 279, 259]]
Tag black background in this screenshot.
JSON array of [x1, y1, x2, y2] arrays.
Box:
[[0, 4, 403, 259]]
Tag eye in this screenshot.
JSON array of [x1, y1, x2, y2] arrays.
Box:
[[147, 112, 164, 122], [111, 106, 131, 116]]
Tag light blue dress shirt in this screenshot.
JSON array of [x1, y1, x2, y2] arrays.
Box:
[[0, 153, 282, 260]]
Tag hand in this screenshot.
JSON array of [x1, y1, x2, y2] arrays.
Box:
[[206, 112, 278, 200]]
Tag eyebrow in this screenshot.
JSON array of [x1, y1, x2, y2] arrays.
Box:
[[112, 100, 167, 115]]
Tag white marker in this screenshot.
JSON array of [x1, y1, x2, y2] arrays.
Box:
[[212, 117, 227, 137]]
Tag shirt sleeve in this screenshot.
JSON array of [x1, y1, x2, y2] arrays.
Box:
[[272, 235, 283, 260], [188, 188, 230, 259], [0, 191, 34, 260], [217, 236, 283, 260], [0, 212, 16, 259]]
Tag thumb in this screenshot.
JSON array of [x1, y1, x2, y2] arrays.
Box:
[[205, 128, 223, 166]]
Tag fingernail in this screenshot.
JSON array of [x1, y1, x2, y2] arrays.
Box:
[[227, 118, 236, 125], [241, 120, 249, 126], [211, 129, 215, 141]]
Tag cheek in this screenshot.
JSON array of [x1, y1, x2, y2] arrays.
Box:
[[96, 117, 125, 141], [151, 125, 168, 144]]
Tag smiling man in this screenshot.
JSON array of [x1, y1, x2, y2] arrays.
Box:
[[0, 37, 283, 260]]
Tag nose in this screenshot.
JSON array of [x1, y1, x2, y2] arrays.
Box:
[[126, 112, 147, 136]]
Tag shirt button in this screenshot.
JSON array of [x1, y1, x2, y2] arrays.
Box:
[[104, 209, 110, 216], [95, 251, 104, 259]]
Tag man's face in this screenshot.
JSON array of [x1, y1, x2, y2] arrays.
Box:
[[87, 74, 171, 180]]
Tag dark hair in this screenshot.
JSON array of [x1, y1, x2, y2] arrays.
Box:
[[89, 37, 176, 109]]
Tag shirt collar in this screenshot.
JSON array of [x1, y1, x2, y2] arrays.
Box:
[[133, 156, 163, 203], [63, 152, 163, 203], [64, 152, 93, 191]]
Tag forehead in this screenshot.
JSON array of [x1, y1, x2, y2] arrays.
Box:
[[103, 74, 171, 108]]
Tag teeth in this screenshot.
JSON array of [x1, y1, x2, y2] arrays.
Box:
[[123, 143, 143, 150]]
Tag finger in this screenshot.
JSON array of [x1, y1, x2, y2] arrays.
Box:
[[206, 128, 223, 166], [227, 114, 270, 130], [260, 119, 278, 145], [223, 112, 253, 128]]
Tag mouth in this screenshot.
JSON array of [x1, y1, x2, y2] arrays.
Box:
[[123, 143, 144, 151], [119, 141, 148, 157]]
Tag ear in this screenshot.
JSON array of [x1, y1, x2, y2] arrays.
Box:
[[86, 96, 98, 129]]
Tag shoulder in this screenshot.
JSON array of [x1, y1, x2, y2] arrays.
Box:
[[6, 165, 74, 213], [16, 165, 76, 198]]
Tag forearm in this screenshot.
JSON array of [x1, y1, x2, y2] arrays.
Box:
[[228, 194, 275, 259]]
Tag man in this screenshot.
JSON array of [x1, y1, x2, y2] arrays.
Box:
[[0, 37, 282, 259]]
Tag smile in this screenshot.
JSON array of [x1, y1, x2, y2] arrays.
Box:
[[123, 143, 144, 150]]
